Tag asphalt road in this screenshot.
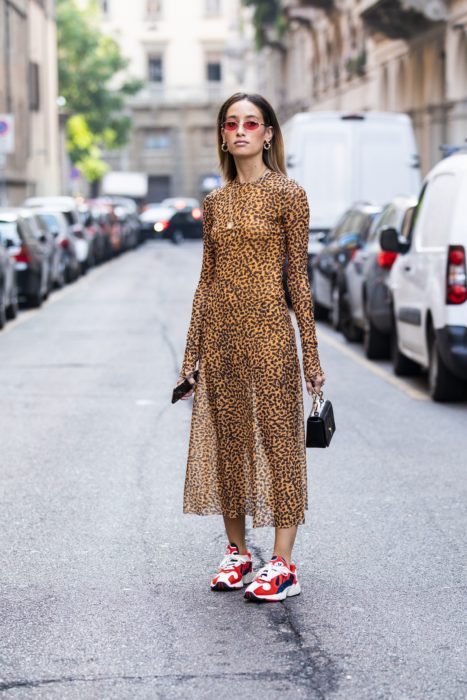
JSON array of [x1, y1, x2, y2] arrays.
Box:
[[0, 240, 466, 700]]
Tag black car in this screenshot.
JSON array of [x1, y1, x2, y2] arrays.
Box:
[[139, 198, 202, 244], [0, 209, 50, 307], [0, 222, 19, 328], [344, 197, 417, 355], [311, 203, 382, 336]]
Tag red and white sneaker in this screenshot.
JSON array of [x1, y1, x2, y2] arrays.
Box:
[[244, 555, 301, 602], [210, 544, 254, 591]]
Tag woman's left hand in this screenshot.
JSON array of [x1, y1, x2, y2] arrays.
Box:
[[306, 373, 326, 396]]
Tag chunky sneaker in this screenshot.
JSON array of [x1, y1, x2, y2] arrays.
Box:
[[244, 555, 301, 602], [210, 543, 254, 591]]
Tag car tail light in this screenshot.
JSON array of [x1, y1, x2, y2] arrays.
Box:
[[60, 238, 70, 250], [14, 245, 31, 263], [191, 207, 202, 220], [377, 251, 398, 269], [154, 221, 169, 232], [447, 245, 467, 304], [349, 248, 358, 261]]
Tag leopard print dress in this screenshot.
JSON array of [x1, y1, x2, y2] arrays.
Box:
[[180, 170, 323, 528]]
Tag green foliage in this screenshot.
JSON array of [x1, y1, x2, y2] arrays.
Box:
[[242, 0, 287, 49], [56, 0, 142, 182]]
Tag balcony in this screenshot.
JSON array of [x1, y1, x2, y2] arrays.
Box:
[[360, 0, 448, 40]]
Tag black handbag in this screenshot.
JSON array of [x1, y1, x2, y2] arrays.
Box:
[[306, 391, 336, 448]]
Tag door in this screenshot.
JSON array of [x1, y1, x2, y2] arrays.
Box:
[[395, 175, 456, 361]]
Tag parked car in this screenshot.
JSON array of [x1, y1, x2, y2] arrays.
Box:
[[311, 202, 382, 333], [23, 196, 91, 273], [282, 111, 421, 238], [34, 215, 66, 291], [139, 200, 203, 244], [0, 209, 50, 307], [34, 209, 81, 283], [106, 196, 142, 246], [381, 151, 467, 401], [345, 196, 418, 355], [0, 222, 19, 327]]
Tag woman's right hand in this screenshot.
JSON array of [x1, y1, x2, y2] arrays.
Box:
[[176, 375, 197, 400]]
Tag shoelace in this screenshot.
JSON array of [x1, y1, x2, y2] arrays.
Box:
[[257, 561, 291, 581], [218, 553, 248, 571]]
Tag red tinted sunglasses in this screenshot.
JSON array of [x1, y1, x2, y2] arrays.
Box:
[[221, 119, 268, 132]]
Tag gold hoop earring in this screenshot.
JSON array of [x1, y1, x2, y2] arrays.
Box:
[[221, 142, 229, 152], [263, 141, 271, 151]]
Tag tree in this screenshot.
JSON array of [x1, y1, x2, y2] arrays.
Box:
[[56, 0, 142, 182], [242, 0, 287, 49]]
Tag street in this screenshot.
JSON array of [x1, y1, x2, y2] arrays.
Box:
[[1, 240, 466, 700]]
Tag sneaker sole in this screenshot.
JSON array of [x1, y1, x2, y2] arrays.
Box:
[[244, 581, 301, 602], [211, 571, 255, 592]]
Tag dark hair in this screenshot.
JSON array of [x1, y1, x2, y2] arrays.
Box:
[[216, 92, 287, 182]]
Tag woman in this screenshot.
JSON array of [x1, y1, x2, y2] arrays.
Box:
[[177, 93, 325, 603]]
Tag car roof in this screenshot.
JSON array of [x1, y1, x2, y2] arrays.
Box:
[[0, 207, 37, 220], [345, 202, 382, 214], [381, 195, 418, 209], [427, 152, 467, 178], [23, 196, 77, 211]]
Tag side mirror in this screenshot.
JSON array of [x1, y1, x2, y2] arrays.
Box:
[[380, 226, 409, 253], [39, 234, 48, 245]]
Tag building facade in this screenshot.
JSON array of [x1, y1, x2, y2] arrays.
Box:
[[255, 0, 467, 175], [0, 0, 60, 204], [97, 0, 259, 201]]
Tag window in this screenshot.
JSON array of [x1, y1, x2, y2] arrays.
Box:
[[144, 129, 171, 150], [417, 175, 458, 249], [148, 55, 163, 83], [205, 0, 221, 15], [29, 62, 40, 111], [206, 52, 222, 82], [146, 0, 162, 19]]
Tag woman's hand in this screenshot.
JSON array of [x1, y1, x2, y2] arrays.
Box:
[[176, 374, 197, 400], [306, 373, 326, 396]]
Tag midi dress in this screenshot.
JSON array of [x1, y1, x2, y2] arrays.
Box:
[[180, 171, 323, 528]]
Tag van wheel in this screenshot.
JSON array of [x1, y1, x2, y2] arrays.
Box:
[[0, 302, 6, 330], [391, 324, 419, 376], [364, 318, 390, 359], [428, 329, 466, 402]]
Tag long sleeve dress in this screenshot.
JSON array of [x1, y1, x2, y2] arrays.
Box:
[[180, 171, 323, 528]]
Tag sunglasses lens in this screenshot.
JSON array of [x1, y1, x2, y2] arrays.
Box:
[[222, 120, 262, 131]]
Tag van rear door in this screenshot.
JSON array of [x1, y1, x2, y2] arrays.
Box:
[[356, 119, 420, 203], [300, 122, 352, 232]]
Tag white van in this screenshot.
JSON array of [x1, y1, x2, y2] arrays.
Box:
[[381, 152, 467, 401], [282, 111, 421, 237]]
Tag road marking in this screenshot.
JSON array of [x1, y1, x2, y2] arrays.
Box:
[[317, 327, 429, 401]]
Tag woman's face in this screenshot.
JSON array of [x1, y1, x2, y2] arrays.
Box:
[[221, 99, 273, 159]]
